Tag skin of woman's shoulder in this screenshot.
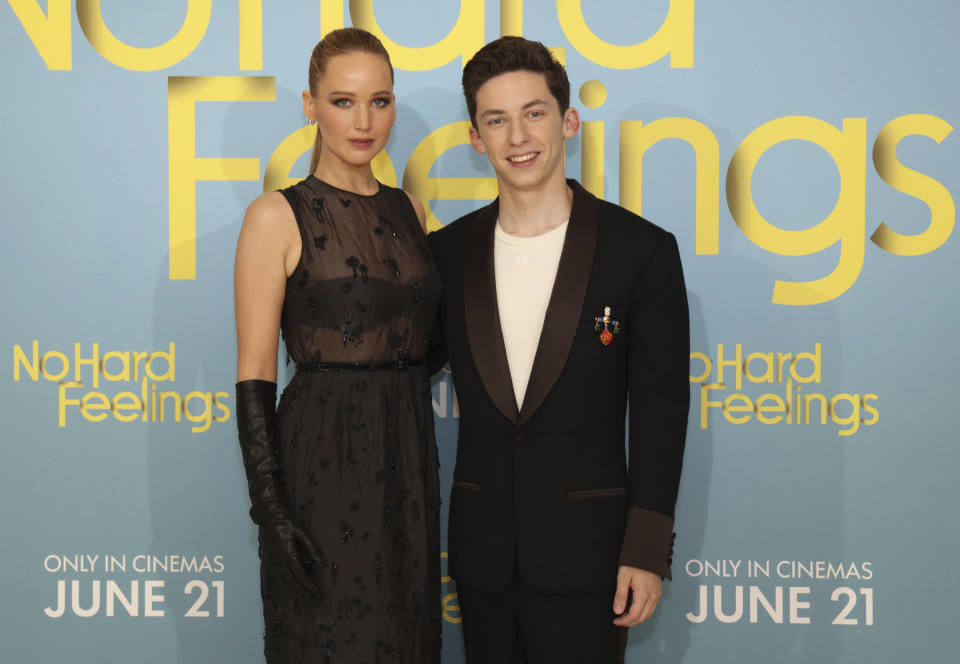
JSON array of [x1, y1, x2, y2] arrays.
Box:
[[404, 190, 427, 232], [242, 190, 296, 235], [239, 190, 301, 276]]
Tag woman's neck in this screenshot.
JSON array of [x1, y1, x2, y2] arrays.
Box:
[[313, 157, 378, 195]]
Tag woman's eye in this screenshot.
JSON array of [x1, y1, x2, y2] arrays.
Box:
[[373, 97, 392, 108], [333, 98, 351, 108]]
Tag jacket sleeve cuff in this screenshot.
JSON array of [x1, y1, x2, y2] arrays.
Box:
[[618, 507, 676, 580]]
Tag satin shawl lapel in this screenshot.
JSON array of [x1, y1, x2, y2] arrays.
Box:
[[463, 198, 520, 424], [518, 181, 599, 427]]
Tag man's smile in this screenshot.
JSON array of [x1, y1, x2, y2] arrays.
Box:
[[507, 151, 540, 164]]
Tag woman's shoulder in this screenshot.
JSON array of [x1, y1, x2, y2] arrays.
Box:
[[241, 191, 298, 240], [376, 180, 428, 232], [246, 190, 294, 220], [401, 190, 427, 231]]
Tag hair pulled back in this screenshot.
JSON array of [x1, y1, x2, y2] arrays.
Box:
[[307, 28, 394, 174]]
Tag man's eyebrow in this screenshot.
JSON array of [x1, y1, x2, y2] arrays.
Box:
[[479, 99, 548, 117]]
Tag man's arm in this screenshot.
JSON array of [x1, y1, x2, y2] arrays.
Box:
[[613, 231, 690, 625]]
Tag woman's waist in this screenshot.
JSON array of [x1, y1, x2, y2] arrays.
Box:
[[293, 357, 425, 373]]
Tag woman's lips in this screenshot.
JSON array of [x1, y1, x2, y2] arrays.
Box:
[[349, 138, 375, 149]]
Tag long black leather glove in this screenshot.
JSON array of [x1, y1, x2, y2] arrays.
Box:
[[235, 379, 322, 599]]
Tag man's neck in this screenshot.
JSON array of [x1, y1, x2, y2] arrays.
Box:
[[496, 174, 573, 238]]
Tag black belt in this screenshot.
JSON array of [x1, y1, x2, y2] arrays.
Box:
[[296, 358, 423, 372]]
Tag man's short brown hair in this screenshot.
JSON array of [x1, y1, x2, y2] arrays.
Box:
[[462, 36, 570, 128]]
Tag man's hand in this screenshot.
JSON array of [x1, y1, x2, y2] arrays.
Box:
[[612, 565, 662, 626]]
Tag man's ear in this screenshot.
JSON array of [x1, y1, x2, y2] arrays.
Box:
[[469, 125, 487, 155], [562, 107, 581, 138]]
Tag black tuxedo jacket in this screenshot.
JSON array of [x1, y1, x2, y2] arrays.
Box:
[[428, 180, 689, 594]]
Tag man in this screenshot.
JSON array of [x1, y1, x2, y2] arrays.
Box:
[[429, 36, 690, 663]]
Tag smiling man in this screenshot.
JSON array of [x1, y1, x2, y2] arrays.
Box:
[[428, 36, 691, 663]]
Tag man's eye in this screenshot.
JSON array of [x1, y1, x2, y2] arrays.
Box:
[[488, 118, 503, 127]]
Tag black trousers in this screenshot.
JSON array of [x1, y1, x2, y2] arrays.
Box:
[[457, 573, 627, 664]]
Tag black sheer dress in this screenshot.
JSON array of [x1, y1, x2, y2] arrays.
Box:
[[264, 175, 441, 663]]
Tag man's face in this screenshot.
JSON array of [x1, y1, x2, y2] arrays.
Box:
[[469, 70, 579, 194]]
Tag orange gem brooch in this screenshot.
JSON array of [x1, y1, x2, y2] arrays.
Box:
[[593, 306, 621, 346]]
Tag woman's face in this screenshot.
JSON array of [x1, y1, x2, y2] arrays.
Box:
[[304, 51, 395, 171]]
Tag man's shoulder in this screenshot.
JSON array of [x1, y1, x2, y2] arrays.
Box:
[[595, 197, 672, 241], [429, 202, 491, 247], [566, 178, 673, 244]]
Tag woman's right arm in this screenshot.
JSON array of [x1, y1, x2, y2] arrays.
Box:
[[233, 191, 322, 598], [234, 191, 301, 382]]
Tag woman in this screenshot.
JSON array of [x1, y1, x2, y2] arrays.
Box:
[[234, 28, 441, 663]]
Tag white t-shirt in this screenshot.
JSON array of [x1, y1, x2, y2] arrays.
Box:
[[494, 219, 569, 408]]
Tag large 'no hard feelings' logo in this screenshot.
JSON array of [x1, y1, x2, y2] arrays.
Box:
[[9, 0, 955, 304]]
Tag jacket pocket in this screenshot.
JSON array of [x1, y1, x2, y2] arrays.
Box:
[[567, 486, 629, 500], [453, 480, 481, 493]]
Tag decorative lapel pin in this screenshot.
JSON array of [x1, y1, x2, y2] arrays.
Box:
[[593, 306, 621, 346]]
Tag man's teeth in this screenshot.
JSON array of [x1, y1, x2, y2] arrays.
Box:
[[508, 153, 537, 163]]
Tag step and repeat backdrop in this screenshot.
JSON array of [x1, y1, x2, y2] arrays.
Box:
[[2, 1, 958, 662]]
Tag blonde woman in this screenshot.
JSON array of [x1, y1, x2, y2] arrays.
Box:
[[233, 28, 441, 663]]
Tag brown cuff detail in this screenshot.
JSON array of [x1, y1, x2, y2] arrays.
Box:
[[618, 507, 676, 580]]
